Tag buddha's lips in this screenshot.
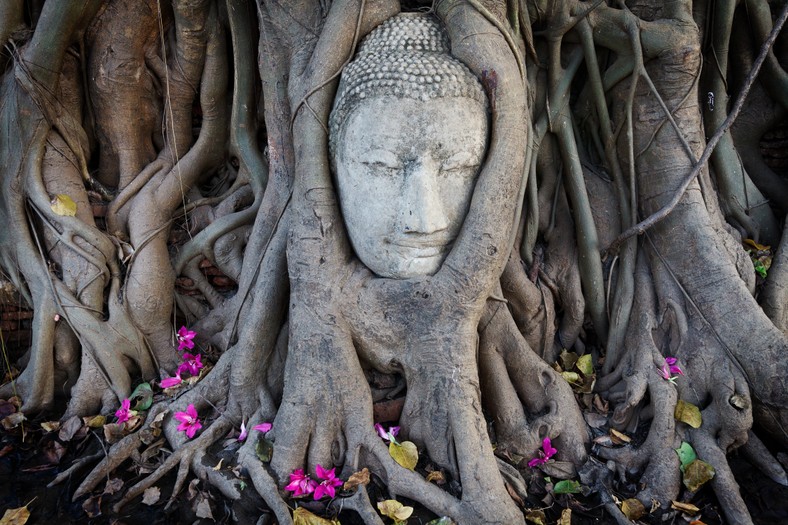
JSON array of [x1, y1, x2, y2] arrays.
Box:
[[386, 236, 454, 258]]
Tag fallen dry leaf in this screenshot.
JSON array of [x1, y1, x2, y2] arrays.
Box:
[[0, 505, 30, 525], [102, 478, 124, 495], [344, 468, 370, 491], [525, 509, 546, 525], [390, 440, 418, 470], [194, 495, 213, 519], [671, 501, 700, 514], [58, 416, 82, 442], [622, 498, 645, 520], [378, 499, 414, 521], [40, 421, 60, 433], [425, 470, 445, 484], [1, 412, 26, 430], [557, 508, 572, 525], [292, 507, 340, 525], [50, 194, 77, 216], [610, 428, 631, 444], [674, 400, 702, 429], [142, 486, 160, 505]]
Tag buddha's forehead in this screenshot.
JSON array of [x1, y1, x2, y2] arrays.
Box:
[[339, 95, 488, 156]]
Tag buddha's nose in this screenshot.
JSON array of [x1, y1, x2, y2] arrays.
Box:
[[400, 159, 449, 234]]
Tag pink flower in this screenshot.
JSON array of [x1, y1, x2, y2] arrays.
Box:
[[528, 437, 558, 467], [284, 469, 317, 497], [160, 374, 183, 388], [176, 326, 196, 351], [115, 398, 135, 423], [313, 464, 343, 500], [173, 404, 202, 439], [374, 423, 400, 443], [238, 420, 248, 441], [658, 357, 684, 383], [177, 353, 203, 377], [253, 422, 272, 434]]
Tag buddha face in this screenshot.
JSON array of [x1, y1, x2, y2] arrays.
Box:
[[335, 95, 488, 279]]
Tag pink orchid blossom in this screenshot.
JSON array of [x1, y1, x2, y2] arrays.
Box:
[[313, 464, 344, 500], [528, 437, 558, 467], [374, 423, 400, 443], [177, 353, 204, 377], [284, 469, 317, 497], [160, 374, 183, 389], [176, 326, 196, 351], [115, 398, 136, 423], [658, 356, 684, 383], [238, 420, 249, 441], [253, 422, 272, 434], [173, 404, 202, 439]]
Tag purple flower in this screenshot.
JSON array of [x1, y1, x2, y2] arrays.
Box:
[[177, 353, 203, 377], [658, 356, 684, 383], [285, 469, 317, 497], [160, 374, 183, 389], [238, 420, 248, 442], [176, 326, 196, 351], [173, 404, 202, 439], [313, 464, 343, 500], [375, 423, 400, 443], [253, 422, 272, 434], [528, 437, 557, 467], [115, 398, 135, 423]]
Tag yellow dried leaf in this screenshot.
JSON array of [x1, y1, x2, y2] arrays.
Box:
[[561, 371, 580, 384], [344, 468, 370, 490], [84, 415, 106, 428], [213, 458, 223, 471], [610, 428, 631, 444], [744, 239, 770, 252], [674, 400, 702, 428], [576, 354, 594, 376], [0, 505, 30, 525], [378, 500, 414, 521], [425, 470, 445, 484], [40, 421, 60, 433], [683, 460, 715, 492], [621, 498, 645, 520], [671, 501, 700, 514], [390, 440, 418, 470], [525, 510, 546, 525], [557, 508, 571, 525], [50, 194, 77, 216], [292, 507, 340, 525]]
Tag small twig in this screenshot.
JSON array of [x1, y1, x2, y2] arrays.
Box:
[[606, 0, 788, 255]]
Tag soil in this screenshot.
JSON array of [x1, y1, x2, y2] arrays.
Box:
[[2, 402, 787, 524]]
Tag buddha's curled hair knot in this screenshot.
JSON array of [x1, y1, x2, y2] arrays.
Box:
[[329, 13, 488, 154]]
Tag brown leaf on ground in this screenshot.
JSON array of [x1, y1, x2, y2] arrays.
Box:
[[1, 412, 26, 430], [102, 478, 124, 495], [610, 429, 631, 444], [40, 421, 60, 433], [0, 505, 30, 525], [343, 468, 370, 490], [621, 498, 645, 520], [142, 487, 160, 505], [0, 399, 18, 419], [194, 495, 213, 519], [58, 416, 82, 442], [41, 440, 66, 464], [82, 495, 101, 518], [671, 501, 700, 514], [525, 509, 546, 525]]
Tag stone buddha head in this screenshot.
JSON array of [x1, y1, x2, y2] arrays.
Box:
[[329, 13, 489, 279]]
